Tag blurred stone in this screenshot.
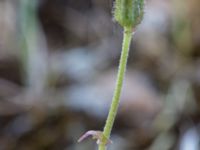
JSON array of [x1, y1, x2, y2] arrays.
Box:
[[64, 69, 162, 128], [179, 127, 200, 150]]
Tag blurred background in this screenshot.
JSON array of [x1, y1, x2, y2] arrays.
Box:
[[0, 0, 200, 149]]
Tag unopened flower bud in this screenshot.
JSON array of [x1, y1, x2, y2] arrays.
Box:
[[114, 0, 145, 29]]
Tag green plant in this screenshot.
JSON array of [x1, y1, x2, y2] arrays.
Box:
[[78, 0, 145, 149], [19, 0, 48, 91]]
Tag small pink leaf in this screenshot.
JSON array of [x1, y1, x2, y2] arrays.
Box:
[[78, 130, 99, 142], [78, 130, 112, 145]]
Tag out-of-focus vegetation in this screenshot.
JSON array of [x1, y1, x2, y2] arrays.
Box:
[[0, 0, 200, 150]]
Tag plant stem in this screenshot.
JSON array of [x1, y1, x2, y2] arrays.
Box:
[[98, 27, 133, 150]]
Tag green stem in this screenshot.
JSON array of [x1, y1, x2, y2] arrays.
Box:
[[98, 27, 133, 150]]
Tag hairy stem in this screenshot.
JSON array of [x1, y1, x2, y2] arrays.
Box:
[[98, 27, 133, 150]]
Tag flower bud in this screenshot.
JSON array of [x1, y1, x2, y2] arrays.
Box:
[[114, 0, 145, 29]]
